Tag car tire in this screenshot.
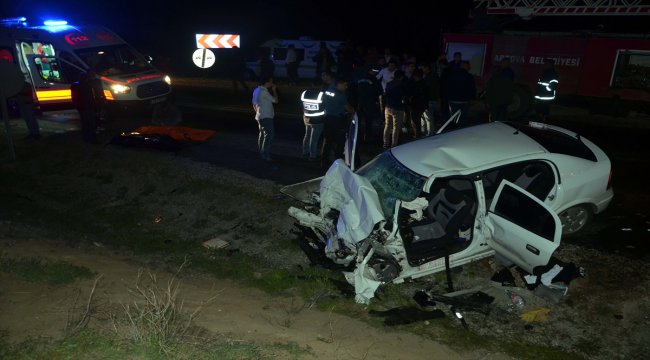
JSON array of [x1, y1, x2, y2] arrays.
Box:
[[559, 204, 593, 237]]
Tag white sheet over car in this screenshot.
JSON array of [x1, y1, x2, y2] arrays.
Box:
[[319, 160, 385, 244]]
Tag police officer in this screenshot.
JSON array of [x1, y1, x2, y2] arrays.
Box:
[[534, 58, 559, 122], [300, 72, 332, 161], [301, 87, 325, 161]]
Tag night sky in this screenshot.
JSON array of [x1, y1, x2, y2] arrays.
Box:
[[3, 0, 648, 74], [2, 1, 473, 57]]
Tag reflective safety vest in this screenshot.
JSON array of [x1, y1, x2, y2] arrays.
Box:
[[534, 69, 559, 101], [301, 89, 325, 117]]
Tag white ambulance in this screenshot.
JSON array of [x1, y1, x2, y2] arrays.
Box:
[[0, 17, 171, 108]]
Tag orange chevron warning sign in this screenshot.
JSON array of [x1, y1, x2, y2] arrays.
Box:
[[195, 34, 241, 49]]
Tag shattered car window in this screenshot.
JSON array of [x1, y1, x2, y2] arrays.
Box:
[[357, 152, 427, 217]]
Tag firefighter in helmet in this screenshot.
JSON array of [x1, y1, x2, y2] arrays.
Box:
[[534, 58, 559, 122]]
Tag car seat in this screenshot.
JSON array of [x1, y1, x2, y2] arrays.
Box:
[[514, 164, 552, 200], [407, 187, 473, 256]]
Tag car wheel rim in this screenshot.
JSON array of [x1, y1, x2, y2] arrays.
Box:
[[560, 207, 588, 234]]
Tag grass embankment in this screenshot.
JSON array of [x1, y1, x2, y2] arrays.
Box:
[[0, 135, 581, 359]]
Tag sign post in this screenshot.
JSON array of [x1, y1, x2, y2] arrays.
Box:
[[192, 48, 216, 69]]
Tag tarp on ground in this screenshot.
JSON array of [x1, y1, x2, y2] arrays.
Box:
[[134, 126, 215, 142]]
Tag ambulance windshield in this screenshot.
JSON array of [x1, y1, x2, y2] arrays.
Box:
[[74, 44, 151, 76]]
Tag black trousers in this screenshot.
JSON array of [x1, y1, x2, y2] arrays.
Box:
[[321, 115, 347, 167], [79, 108, 98, 143]]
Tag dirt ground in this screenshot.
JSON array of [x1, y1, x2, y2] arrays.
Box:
[[0, 236, 512, 360]]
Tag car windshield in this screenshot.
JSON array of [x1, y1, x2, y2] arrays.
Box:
[[356, 152, 427, 217], [74, 44, 151, 76]]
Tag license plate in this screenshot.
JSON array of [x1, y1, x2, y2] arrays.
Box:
[[151, 97, 166, 105], [304, 103, 317, 110]]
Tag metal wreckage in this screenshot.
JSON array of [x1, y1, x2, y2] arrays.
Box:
[[282, 113, 612, 304]]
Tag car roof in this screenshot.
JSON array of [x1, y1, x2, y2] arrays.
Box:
[[390, 122, 548, 177]]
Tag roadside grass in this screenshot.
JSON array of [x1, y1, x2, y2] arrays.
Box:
[[0, 135, 584, 360], [0, 255, 93, 285], [0, 328, 275, 360]]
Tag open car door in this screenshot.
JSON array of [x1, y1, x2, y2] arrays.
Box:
[[26, 55, 71, 105], [344, 113, 359, 170], [486, 180, 561, 274]]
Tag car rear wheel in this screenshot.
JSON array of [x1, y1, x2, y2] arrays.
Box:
[[559, 205, 592, 236]]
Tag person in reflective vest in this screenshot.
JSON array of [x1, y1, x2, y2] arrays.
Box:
[[301, 88, 325, 161], [534, 58, 559, 122]]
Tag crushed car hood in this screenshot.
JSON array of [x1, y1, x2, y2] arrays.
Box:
[[320, 160, 385, 244]]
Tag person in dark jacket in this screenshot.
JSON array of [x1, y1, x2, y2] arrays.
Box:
[[485, 58, 515, 122], [15, 81, 40, 140], [383, 70, 407, 148], [409, 69, 429, 138], [313, 42, 334, 84], [71, 70, 104, 143], [420, 63, 441, 136], [444, 61, 476, 127], [356, 66, 382, 143], [321, 78, 353, 168], [259, 49, 275, 80]]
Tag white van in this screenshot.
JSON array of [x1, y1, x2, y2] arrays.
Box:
[[0, 17, 171, 108], [246, 38, 342, 80]]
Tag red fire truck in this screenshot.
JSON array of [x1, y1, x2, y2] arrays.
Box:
[[442, 31, 650, 117]]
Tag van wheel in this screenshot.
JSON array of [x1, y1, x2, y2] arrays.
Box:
[[508, 85, 532, 120], [559, 205, 592, 237]]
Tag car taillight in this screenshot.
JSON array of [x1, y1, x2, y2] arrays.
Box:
[[607, 169, 613, 189]]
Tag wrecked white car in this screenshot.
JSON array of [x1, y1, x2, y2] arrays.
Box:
[[283, 118, 613, 304]]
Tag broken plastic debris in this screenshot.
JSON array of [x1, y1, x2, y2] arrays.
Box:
[[520, 308, 550, 323], [202, 237, 230, 249]]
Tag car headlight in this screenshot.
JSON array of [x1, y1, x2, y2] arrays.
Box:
[[164, 75, 171, 85], [110, 84, 131, 94]]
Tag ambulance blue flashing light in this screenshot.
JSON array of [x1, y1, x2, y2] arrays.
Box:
[[44, 20, 68, 26], [1, 17, 27, 23]]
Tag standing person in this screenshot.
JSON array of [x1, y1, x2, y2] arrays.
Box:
[[534, 58, 559, 122], [15, 81, 40, 140], [313, 42, 334, 84], [409, 69, 428, 138], [438, 58, 451, 121], [321, 78, 353, 168], [356, 66, 382, 143], [485, 58, 515, 122], [229, 46, 249, 94], [383, 70, 407, 148], [286, 44, 299, 85], [445, 61, 475, 127], [259, 50, 275, 80], [448, 51, 463, 70], [376, 60, 398, 121], [71, 70, 104, 144], [420, 63, 440, 136], [252, 76, 279, 161], [300, 72, 332, 161]]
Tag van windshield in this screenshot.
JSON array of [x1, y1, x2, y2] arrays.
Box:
[[74, 44, 151, 76]]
